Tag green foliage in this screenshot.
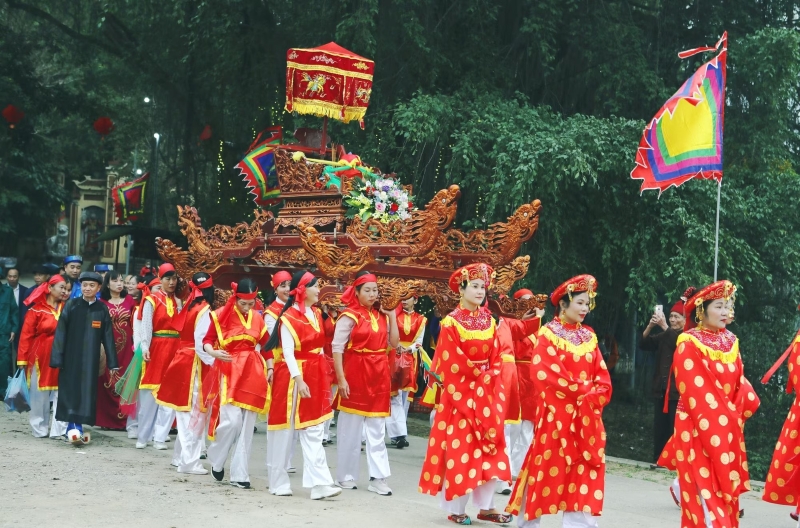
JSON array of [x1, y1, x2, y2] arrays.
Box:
[[3, 0, 800, 477]]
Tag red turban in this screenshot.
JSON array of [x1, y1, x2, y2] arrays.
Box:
[[24, 275, 65, 307], [340, 274, 378, 308]]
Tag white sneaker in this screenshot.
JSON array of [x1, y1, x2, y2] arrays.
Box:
[[286, 466, 296, 474], [270, 489, 293, 497], [368, 478, 392, 496], [178, 467, 209, 475], [311, 485, 342, 500], [127, 430, 138, 439], [164, 437, 171, 442], [336, 479, 358, 490], [135, 442, 147, 449], [153, 442, 168, 450], [495, 479, 512, 495]]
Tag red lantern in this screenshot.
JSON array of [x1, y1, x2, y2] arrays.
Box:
[[2, 105, 25, 129], [199, 124, 212, 141], [93, 116, 115, 136]]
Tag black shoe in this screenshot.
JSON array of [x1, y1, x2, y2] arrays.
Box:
[[231, 481, 251, 489], [170, 428, 178, 435], [212, 468, 224, 482], [395, 436, 409, 449], [200, 453, 207, 460], [253, 426, 258, 433]]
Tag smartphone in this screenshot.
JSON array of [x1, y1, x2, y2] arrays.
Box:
[[655, 305, 663, 317]]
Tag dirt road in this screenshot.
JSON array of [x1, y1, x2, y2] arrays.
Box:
[[0, 411, 792, 527]]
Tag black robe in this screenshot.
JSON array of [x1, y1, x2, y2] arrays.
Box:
[[50, 297, 118, 425]]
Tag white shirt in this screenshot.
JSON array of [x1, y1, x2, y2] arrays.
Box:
[[331, 312, 391, 354], [12, 285, 19, 306], [140, 294, 180, 351], [193, 309, 215, 366], [264, 298, 285, 335], [279, 303, 318, 379]]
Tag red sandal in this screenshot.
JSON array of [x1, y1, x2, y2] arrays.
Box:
[[476, 512, 513, 524], [447, 514, 472, 525]]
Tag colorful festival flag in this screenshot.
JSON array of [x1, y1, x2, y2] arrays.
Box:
[[631, 32, 727, 193], [235, 127, 283, 207], [112, 173, 149, 224]]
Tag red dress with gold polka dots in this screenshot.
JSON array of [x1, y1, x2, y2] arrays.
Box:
[[762, 331, 800, 510], [506, 319, 612, 522], [657, 327, 759, 528], [418, 307, 510, 501]]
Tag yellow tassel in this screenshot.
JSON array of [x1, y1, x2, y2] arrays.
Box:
[[677, 333, 739, 364], [539, 326, 598, 357]]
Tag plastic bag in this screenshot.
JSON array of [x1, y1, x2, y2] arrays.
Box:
[[391, 350, 415, 391], [115, 345, 143, 409], [4, 369, 31, 413]]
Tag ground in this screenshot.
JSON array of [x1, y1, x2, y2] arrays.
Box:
[[0, 411, 793, 528]]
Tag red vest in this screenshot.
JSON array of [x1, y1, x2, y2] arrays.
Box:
[[334, 305, 391, 417], [140, 290, 180, 390], [268, 305, 333, 430], [154, 301, 210, 411], [392, 310, 427, 394]]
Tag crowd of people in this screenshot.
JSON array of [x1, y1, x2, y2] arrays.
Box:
[[4, 254, 800, 528]]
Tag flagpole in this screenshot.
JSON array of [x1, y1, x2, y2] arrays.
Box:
[[714, 179, 721, 281]]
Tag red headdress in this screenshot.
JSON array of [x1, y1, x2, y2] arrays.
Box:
[[271, 271, 292, 289], [684, 280, 736, 331], [289, 272, 316, 307], [24, 275, 65, 307], [670, 286, 697, 315], [550, 274, 598, 310], [513, 288, 533, 300], [448, 263, 495, 293], [340, 273, 378, 308], [217, 282, 259, 326]]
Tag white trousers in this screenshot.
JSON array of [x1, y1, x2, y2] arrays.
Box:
[[126, 412, 138, 435], [154, 404, 175, 442], [207, 404, 256, 483], [386, 391, 410, 438], [505, 420, 534, 478], [136, 388, 174, 443], [136, 389, 158, 443], [28, 368, 67, 438], [323, 386, 337, 441], [267, 385, 334, 493], [171, 373, 205, 473], [672, 479, 713, 528], [336, 411, 390, 482], [517, 499, 599, 527], [441, 480, 495, 515]]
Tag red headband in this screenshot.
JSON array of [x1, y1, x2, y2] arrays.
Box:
[[185, 276, 214, 306], [289, 272, 316, 307], [158, 263, 175, 278], [216, 282, 258, 327], [24, 275, 65, 307], [272, 271, 292, 289], [340, 274, 378, 308], [232, 282, 259, 300], [513, 289, 533, 300]]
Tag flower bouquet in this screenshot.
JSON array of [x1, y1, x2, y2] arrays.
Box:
[[344, 174, 416, 223]]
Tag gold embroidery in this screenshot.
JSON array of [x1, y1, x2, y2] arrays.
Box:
[[538, 326, 598, 357], [440, 316, 496, 341], [677, 333, 739, 364]]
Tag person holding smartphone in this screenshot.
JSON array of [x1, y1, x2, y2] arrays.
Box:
[[640, 287, 695, 466]]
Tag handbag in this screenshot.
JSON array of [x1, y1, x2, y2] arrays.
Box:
[[4, 368, 31, 413]]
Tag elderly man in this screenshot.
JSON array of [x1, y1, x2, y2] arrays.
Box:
[[640, 287, 695, 465], [50, 271, 118, 445]]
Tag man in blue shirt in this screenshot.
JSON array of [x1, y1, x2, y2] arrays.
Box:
[[63, 255, 83, 299]]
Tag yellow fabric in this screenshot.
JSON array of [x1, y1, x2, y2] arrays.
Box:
[[537, 325, 598, 357], [677, 333, 739, 364]]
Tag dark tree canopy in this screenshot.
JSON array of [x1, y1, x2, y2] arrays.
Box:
[[2, 0, 800, 477]]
